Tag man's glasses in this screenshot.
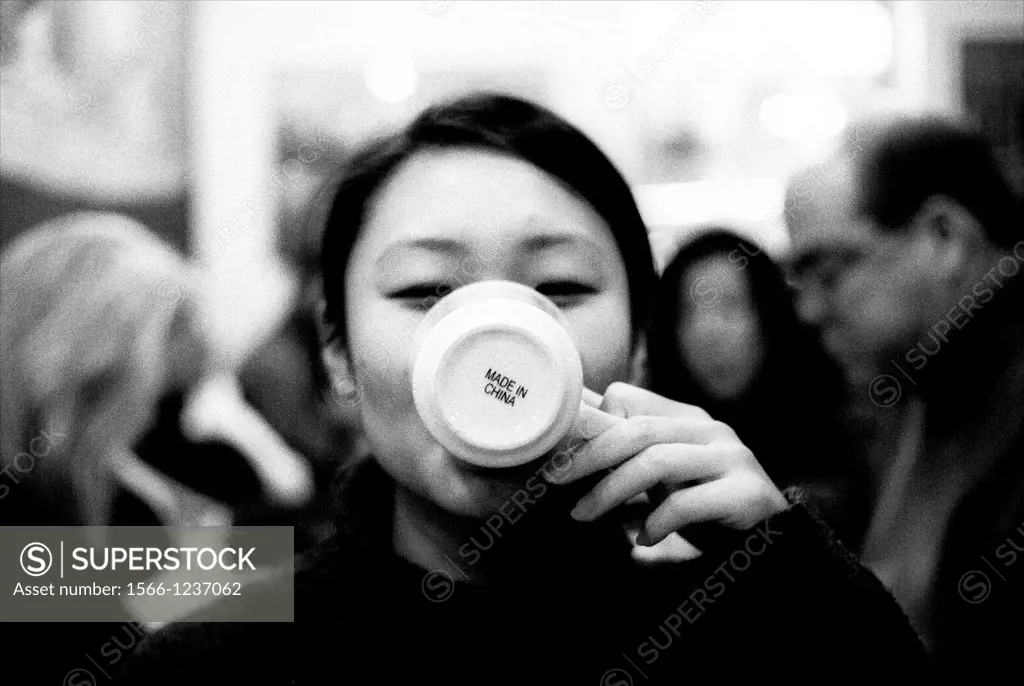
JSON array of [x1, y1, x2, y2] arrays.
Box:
[[783, 248, 867, 295]]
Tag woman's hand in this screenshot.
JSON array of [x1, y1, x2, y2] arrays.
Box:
[[545, 383, 788, 546]]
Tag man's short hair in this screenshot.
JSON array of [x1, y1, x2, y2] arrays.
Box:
[[847, 115, 1021, 250]]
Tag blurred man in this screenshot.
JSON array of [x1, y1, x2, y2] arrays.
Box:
[[784, 116, 1023, 676]]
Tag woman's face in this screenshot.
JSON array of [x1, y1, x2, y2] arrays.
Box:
[[340, 147, 634, 517], [677, 255, 764, 402]]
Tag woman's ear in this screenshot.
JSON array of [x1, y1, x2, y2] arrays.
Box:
[[315, 297, 360, 407], [321, 340, 359, 407]]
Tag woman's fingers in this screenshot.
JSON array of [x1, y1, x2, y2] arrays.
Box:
[[580, 387, 604, 408], [600, 382, 711, 421], [639, 481, 732, 545], [630, 531, 702, 564], [569, 443, 725, 521], [639, 473, 788, 545], [549, 382, 788, 540], [547, 414, 728, 484], [569, 401, 622, 440]]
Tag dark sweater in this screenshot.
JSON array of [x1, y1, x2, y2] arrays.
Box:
[[914, 275, 1024, 676], [110, 458, 932, 685]]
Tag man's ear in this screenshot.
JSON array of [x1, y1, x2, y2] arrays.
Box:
[[911, 194, 983, 283]]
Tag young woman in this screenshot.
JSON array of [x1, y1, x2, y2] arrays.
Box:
[[647, 229, 870, 546], [114, 94, 930, 685]]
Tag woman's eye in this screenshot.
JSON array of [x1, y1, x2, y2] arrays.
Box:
[[390, 285, 447, 309], [535, 281, 596, 302]]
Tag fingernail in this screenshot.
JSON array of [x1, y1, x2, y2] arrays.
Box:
[[570, 497, 595, 521], [635, 531, 652, 547]]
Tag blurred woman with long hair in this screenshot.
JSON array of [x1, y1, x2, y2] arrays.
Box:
[[647, 228, 869, 546]]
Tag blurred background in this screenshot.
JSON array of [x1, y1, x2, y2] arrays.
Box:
[[1, 0, 1022, 556], [3, 0, 1022, 310]]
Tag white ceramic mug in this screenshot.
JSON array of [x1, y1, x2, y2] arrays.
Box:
[[410, 280, 619, 468]]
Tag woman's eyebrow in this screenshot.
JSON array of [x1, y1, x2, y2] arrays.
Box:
[[518, 232, 603, 253], [375, 237, 467, 268]]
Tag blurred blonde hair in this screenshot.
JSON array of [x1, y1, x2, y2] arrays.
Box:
[[0, 212, 208, 526]]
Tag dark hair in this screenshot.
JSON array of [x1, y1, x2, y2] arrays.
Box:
[[647, 228, 851, 488], [852, 116, 1022, 249], [319, 92, 656, 347], [648, 229, 797, 403]]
